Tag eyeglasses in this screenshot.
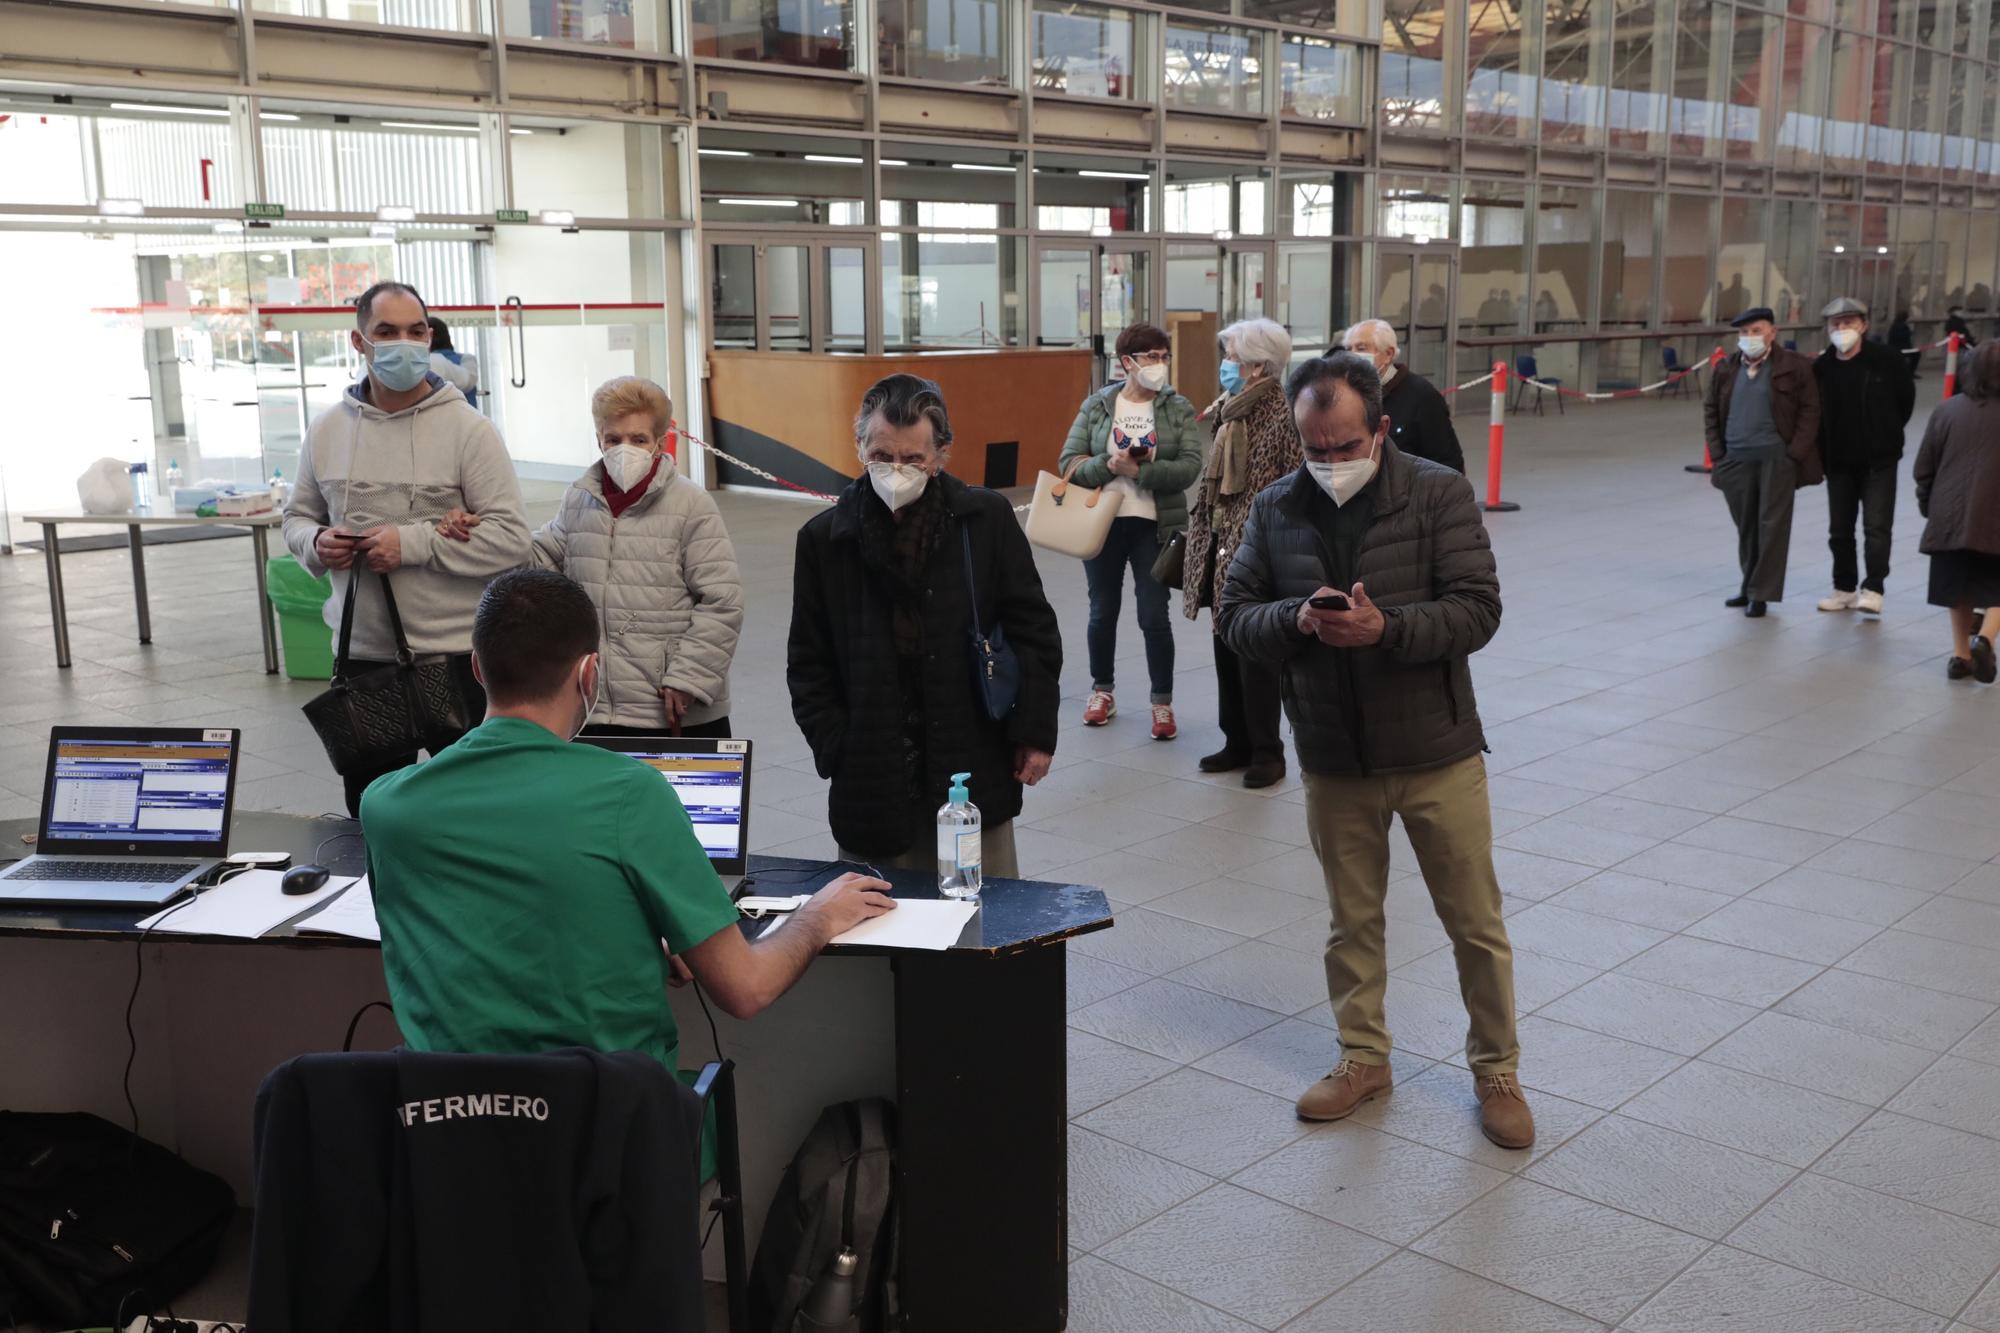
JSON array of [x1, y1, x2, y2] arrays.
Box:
[[1126, 351, 1171, 365]]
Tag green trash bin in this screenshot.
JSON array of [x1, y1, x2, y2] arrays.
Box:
[[266, 555, 336, 681]]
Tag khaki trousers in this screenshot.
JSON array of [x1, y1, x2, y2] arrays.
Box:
[[839, 818, 1020, 879], [1302, 754, 1519, 1075]]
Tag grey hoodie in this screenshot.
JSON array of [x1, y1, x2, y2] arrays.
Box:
[[282, 375, 529, 661]]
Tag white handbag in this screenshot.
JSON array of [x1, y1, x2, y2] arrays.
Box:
[[1025, 455, 1125, 559]]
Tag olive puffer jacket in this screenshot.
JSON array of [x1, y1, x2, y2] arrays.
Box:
[[1216, 445, 1501, 777], [531, 461, 744, 729], [1056, 382, 1209, 537]]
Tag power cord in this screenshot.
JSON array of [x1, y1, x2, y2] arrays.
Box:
[[313, 828, 366, 866], [342, 999, 394, 1052], [121, 865, 249, 1142]]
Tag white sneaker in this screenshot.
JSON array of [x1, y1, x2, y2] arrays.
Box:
[[1818, 590, 1858, 612], [1857, 589, 1884, 614]]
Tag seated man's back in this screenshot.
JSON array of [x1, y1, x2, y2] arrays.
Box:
[[365, 716, 737, 1071]]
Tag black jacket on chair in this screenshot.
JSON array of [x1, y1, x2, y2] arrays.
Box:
[[788, 472, 1062, 857], [1216, 445, 1500, 777], [248, 1047, 705, 1333]]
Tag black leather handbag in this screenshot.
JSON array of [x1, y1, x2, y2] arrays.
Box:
[[1150, 530, 1187, 590], [960, 526, 1020, 722], [302, 567, 476, 777]]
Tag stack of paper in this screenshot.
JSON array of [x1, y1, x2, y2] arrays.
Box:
[[135, 869, 354, 939], [758, 897, 977, 951], [296, 877, 381, 941]]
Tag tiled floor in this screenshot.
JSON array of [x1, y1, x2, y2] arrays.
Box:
[[6, 388, 2000, 1331]]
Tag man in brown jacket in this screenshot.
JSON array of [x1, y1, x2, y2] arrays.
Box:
[[1703, 306, 1824, 617]]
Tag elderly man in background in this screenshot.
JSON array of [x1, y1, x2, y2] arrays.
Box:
[[1813, 296, 1915, 616], [1217, 352, 1530, 1149], [1331, 318, 1465, 473], [788, 373, 1063, 876], [284, 281, 529, 813], [1702, 306, 1823, 619]]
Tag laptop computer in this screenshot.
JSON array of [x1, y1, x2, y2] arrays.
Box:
[[578, 735, 753, 892], [0, 726, 241, 906]]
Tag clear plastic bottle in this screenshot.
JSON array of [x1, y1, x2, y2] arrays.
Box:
[[127, 461, 152, 512], [269, 467, 289, 508], [937, 770, 982, 899]]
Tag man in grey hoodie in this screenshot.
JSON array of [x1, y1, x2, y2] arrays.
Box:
[[283, 282, 531, 812]]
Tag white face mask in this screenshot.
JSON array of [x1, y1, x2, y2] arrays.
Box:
[[572, 654, 599, 740], [1306, 434, 1382, 508], [1830, 327, 1861, 353], [602, 442, 657, 490], [1130, 362, 1170, 392], [868, 460, 930, 512], [1738, 334, 1768, 361]]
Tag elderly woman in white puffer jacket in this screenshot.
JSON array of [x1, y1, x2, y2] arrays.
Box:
[[436, 375, 743, 736]]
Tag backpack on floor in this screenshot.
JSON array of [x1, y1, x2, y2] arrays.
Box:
[[749, 1099, 899, 1333], [0, 1112, 235, 1328]]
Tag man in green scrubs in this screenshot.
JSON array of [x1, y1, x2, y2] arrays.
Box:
[[363, 568, 894, 1072]]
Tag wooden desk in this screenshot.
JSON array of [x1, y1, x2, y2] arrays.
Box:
[[0, 812, 1112, 1332], [23, 508, 284, 674]]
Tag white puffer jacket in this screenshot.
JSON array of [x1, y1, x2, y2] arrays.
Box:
[[531, 460, 743, 728]]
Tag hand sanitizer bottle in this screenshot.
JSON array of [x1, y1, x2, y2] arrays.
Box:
[[937, 771, 981, 899]]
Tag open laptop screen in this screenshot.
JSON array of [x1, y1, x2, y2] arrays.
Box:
[[44, 735, 234, 845], [581, 738, 752, 868]]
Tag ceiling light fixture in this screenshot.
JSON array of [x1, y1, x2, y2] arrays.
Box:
[[881, 158, 909, 167], [380, 121, 479, 133], [539, 209, 577, 226], [951, 162, 1015, 173], [1078, 169, 1150, 180], [376, 205, 416, 222], [97, 198, 145, 216], [804, 154, 863, 164], [717, 197, 800, 207], [698, 148, 751, 157]]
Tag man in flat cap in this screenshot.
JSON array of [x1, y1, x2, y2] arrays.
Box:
[[1812, 296, 1915, 615], [1702, 306, 1823, 617]]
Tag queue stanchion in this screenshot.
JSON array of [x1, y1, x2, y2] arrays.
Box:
[[1943, 332, 1962, 398], [1685, 345, 1724, 474], [1484, 361, 1519, 513]]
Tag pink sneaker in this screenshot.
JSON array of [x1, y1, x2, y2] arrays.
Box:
[[1083, 690, 1116, 726], [1151, 704, 1177, 740]]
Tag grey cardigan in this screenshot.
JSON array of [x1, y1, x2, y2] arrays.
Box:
[[531, 462, 744, 728]]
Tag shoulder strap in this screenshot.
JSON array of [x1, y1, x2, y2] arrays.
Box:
[[332, 566, 361, 679], [376, 571, 415, 664], [960, 523, 984, 638]]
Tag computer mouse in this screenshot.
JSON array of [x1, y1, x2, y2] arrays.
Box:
[[281, 864, 331, 896]]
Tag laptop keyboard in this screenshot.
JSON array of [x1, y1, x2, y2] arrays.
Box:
[[6, 861, 199, 883]]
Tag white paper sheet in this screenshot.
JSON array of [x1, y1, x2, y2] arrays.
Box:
[[295, 876, 381, 942], [827, 898, 978, 951], [134, 869, 355, 938]]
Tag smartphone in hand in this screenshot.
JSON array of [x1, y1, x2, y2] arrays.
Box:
[[1309, 592, 1351, 611]]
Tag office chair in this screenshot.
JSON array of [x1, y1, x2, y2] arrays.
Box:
[[1662, 346, 1691, 398], [1514, 354, 1563, 415]]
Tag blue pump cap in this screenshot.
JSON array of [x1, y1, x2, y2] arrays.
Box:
[[948, 772, 971, 804]]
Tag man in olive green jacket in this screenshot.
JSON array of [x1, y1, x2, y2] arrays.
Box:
[[1055, 323, 1209, 738]]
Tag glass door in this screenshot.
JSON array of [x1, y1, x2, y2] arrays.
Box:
[[705, 235, 877, 353], [1036, 239, 1161, 381], [1376, 244, 1458, 387], [1222, 241, 1274, 323]]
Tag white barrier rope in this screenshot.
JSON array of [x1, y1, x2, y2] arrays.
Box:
[[686, 429, 1033, 514]]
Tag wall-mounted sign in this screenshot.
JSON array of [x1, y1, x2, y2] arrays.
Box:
[[244, 202, 286, 219]]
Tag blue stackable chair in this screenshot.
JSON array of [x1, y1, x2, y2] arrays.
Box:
[[1662, 345, 1691, 398], [1514, 353, 1563, 415]]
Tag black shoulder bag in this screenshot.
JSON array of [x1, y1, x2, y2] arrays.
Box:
[[960, 525, 1020, 722], [302, 567, 477, 777]]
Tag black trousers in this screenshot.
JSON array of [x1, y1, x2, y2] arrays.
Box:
[[1213, 635, 1283, 764], [339, 653, 485, 816], [581, 718, 734, 739], [1826, 460, 1898, 594]]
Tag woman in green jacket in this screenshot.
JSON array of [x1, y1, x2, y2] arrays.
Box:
[[1056, 322, 1209, 740]]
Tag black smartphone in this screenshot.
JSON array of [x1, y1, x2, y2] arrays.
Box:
[[1309, 592, 1351, 611], [329, 531, 367, 542]]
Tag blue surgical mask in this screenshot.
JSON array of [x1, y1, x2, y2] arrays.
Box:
[[1219, 360, 1245, 395], [363, 337, 431, 393]]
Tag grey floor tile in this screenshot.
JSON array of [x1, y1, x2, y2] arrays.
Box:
[[1129, 824, 1295, 878], [1525, 1113, 1795, 1239], [1397, 943, 1602, 1013], [1331, 976, 1482, 1062], [1231, 1121, 1509, 1243], [1546, 871, 1733, 931], [1897, 895, 2000, 953], [1509, 753, 1658, 795], [1804, 839, 1985, 893], [1963, 1273, 2000, 1331], [1412, 1177, 1709, 1324], [1704, 1010, 1938, 1105], [1776, 970, 1996, 1052], [1227, 844, 1333, 899], [1067, 1028, 1180, 1117], [1502, 903, 1672, 969], [1672, 814, 1839, 864], [1027, 798, 1207, 851], [1167, 938, 1331, 1015], [1066, 1255, 1260, 1333], [1098, 1184, 1394, 1330], [1733, 786, 1905, 837], [1067, 1125, 1215, 1252], [1748, 864, 1936, 926], [1616, 935, 1825, 1007], [1285, 1251, 1609, 1332], [1487, 774, 1599, 816], [1954, 1011, 2000, 1068], [1044, 848, 1216, 906], [1949, 865, 2000, 907], [1538, 973, 1758, 1057], [1068, 978, 1285, 1063], [1492, 1014, 1685, 1108], [1684, 898, 1883, 965], [1817, 1111, 2000, 1228], [1194, 1022, 1433, 1103], [1348, 1062, 1603, 1173], [1076, 1067, 1313, 1177], [1568, 793, 1716, 839], [1615, 770, 1769, 816], [1067, 954, 1151, 1012], [1887, 1056, 2000, 1139], [1068, 905, 1246, 974], [1493, 847, 1601, 902], [1620, 1061, 1872, 1167], [1856, 811, 2000, 865], [1728, 1173, 2000, 1317], [1148, 878, 1331, 938], [1623, 1245, 1947, 1333], [1613, 841, 1792, 895], [1498, 816, 1664, 870], [1839, 930, 2000, 1003]]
